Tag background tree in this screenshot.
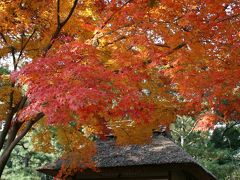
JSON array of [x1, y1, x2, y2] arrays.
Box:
[[2, 133, 55, 180], [170, 116, 199, 147], [171, 116, 240, 180], [0, 0, 239, 178]]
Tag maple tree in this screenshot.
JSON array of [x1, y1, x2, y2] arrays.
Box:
[[0, 0, 239, 178]]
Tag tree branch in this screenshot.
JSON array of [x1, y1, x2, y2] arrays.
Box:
[[100, 0, 133, 30], [5, 121, 23, 148], [57, 0, 61, 25], [43, 0, 79, 55], [155, 44, 171, 48], [0, 109, 15, 151], [102, 36, 126, 47], [166, 42, 187, 55], [0, 32, 17, 70], [0, 32, 8, 45], [13, 96, 27, 114], [0, 112, 44, 176], [16, 29, 36, 67], [216, 14, 240, 23], [0, 87, 16, 151], [185, 119, 200, 138], [60, 0, 78, 27], [222, 121, 240, 137]]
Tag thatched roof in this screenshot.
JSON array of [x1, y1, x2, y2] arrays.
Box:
[[38, 135, 216, 179], [94, 135, 196, 167]]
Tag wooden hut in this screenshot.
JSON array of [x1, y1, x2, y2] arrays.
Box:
[[38, 134, 216, 180]]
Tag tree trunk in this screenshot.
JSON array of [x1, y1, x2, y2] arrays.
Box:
[[180, 136, 184, 147], [0, 145, 15, 176], [0, 113, 44, 177]]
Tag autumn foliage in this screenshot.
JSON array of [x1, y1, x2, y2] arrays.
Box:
[[0, 0, 239, 177]]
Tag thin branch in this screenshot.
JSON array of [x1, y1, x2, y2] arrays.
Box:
[[166, 42, 187, 56], [98, 20, 143, 41], [60, 0, 78, 27], [172, 42, 187, 51], [20, 32, 24, 50], [17, 142, 28, 150], [185, 119, 200, 138], [0, 32, 8, 45], [155, 44, 171, 48], [57, 0, 61, 25], [216, 14, 240, 23], [222, 121, 240, 137], [170, 119, 199, 139], [101, 35, 126, 47], [100, 0, 133, 30], [120, 127, 130, 137], [0, 32, 17, 70], [171, 129, 181, 136], [11, 49, 17, 70], [16, 29, 36, 67]]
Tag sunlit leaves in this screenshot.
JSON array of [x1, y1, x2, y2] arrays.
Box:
[[17, 41, 178, 132], [13, 0, 239, 145]]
